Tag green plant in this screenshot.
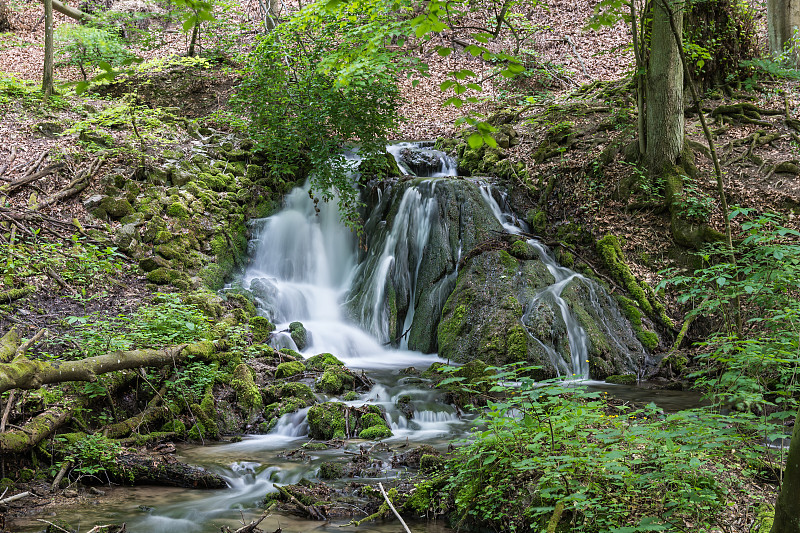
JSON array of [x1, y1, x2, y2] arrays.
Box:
[[55, 24, 134, 81], [659, 210, 800, 416], [440, 364, 750, 532], [59, 433, 121, 479], [674, 178, 714, 222]]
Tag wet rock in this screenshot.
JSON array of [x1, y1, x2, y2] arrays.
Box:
[[289, 321, 308, 350], [304, 352, 344, 371], [112, 451, 227, 488]]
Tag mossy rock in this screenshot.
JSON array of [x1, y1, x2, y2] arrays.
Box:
[[166, 201, 190, 218], [342, 391, 359, 401], [161, 419, 187, 434], [185, 290, 225, 319], [262, 381, 316, 405], [358, 425, 392, 440], [275, 361, 305, 379], [96, 197, 134, 220], [289, 321, 308, 350], [250, 315, 275, 342], [318, 461, 345, 480], [317, 367, 355, 395], [359, 412, 387, 430], [146, 267, 185, 285], [231, 364, 263, 416], [304, 352, 344, 371], [605, 374, 637, 385], [419, 454, 446, 473], [226, 292, 258, 317], [307, 403, 347, 440], [184, 340, 216, 359], [526, 209, 547, 234]]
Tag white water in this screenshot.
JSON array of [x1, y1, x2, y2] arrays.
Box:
[[15, 144, 640, 533]]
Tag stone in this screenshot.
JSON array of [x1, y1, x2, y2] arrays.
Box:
[[289, 321, 307, 350], [83, 194, 104, 209]]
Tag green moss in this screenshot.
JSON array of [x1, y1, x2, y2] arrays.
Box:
[[317, 367, 355, 394], [506, 325, 528, 362], [342, 391, 359, 401], [497, 250, 518, 273], [660, 352, 688, 373], [226, 292, 258, 317], [146, 267, 184, 285], [305, 352, 344, 371], [359, 412, 386, 429], [250, 315, 275, 342], [605, 374, 637, 385], [199, 264, 226, 290], [275, 361, 305, 379], [98, 197, 133, 219], [280, 348, 302, 359], [526, 209, 547, 234], [597, 234, 672, 335], [636, 330, 659, 350], [509, 239, 535, 260], [318, 461, 345, 479], [421, 362, 444, 378], [262, 381, 316, 405], [438, 304, 467, 351], [231, 364, 263, 415], [307, 403, 347, 440], [419, 454, 445, 473], [18, 468, 35, 482], [161, 420, 187, 434], [166, 202, 189, 218], [302, 442, 329, 451], [359, 425, 392, 439], [289, 321, 307, 350]]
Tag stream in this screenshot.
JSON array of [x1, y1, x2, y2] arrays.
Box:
[[12, 143, 703, 533]]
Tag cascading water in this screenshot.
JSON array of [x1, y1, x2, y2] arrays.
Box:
[[13, 143, 651, 533]]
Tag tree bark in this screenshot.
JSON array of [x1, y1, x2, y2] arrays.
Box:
[[646, 0, 683, 174], [0, 0, 12, 32], [771, 407, 800, 533], [42, 0, 54, 97], [768, 0, 800, 66]]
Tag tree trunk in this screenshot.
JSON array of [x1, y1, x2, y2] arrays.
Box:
[[0, 0, 12, 32], [771, 407, 800, 533], [646, 0, 684, 174], [768, 0, 800, 66], [42, 0, 54, 97]]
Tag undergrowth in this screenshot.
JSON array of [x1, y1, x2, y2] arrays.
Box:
[[436, 364, 760, 532]]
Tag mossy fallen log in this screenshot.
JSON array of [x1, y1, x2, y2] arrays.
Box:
[[0, 328, 20, 363], [0, 402, 78, 453], [0, 341, 216, 395], [112, 451, 227, 489], [0, 285, 34, 304]]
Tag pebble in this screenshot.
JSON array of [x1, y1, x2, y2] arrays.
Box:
[[63, 489, 79, 498]]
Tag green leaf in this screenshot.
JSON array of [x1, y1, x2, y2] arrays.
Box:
[[436, 46, 453, 57], [467, 133, 484, 149]]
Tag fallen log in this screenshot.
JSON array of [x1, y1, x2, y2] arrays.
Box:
[[0, 402, 75, 453], [0, 370, 137, 453], [0, 285, 35, 304], [0, 328, 20, 362], [0, 343, 206, 395], [34, 177, 89, 212], [112, 451, 227, 489], [39, 0, 94, 22], [103, 382, 170, 439]]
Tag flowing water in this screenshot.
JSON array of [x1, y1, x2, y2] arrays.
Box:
[[12, 143, 701, 532]]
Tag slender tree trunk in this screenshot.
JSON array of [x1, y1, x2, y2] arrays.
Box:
[[0, 0, 12, 32], [768, 0, 800, 66], [771, 407, 800, 533], [646, 0, 683, 174], [42, 0, 54, 97]]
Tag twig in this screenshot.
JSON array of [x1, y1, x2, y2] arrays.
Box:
[[378, 482, 412, 533], [51, 460, 72, 492], [36, 519, 71, 533], [0, 391, 14, 433], [2, 163, 64, 194], [23, 152, 48, 178], [15, 328, 47, 358], [0, 491, 31, 505], [0, 146, 17, 179]]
